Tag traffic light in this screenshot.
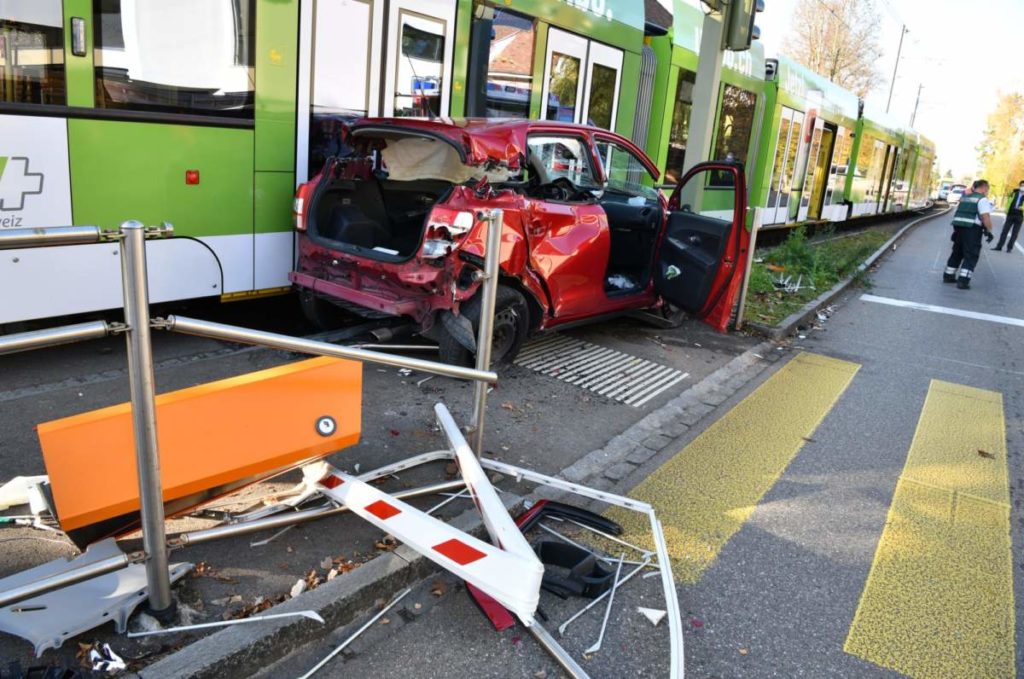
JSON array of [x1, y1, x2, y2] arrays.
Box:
[[723, 0, 764, 51]]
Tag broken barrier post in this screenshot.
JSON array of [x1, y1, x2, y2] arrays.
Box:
[[119, 220, 174, 620], [471, 209, 503, 456]]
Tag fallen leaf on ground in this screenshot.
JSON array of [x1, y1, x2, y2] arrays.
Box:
[[430, 579, 447, 597], [290, 579, 306, 598], [326, 568, 339, 581], [380, 617, 391, 625], [978, 449, 996, 459], [320, 556, 333, 570], [444, 462, 459, 478], [739, 648, 749, 656]]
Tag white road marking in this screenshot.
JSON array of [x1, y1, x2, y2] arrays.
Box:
[[515, 335, 688, 407], [1015, 242, 1024, 255], [861, 294, 1024, 329]]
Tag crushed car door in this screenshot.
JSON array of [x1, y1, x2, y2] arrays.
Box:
[[656, 163, 749, 333], [522, 133, 611, 321]]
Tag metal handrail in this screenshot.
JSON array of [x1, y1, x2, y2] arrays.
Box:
[[162, 315, 498, 384]]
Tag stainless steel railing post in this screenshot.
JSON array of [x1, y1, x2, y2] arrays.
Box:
[[119, 220, 175, 620], [471, 209, 503, 457]]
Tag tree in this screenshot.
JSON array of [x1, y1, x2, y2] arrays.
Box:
[[977, 92, 1024, 202], [786, 0, 884, 99]]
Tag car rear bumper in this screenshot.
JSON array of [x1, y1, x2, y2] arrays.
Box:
[[290, 270, 439, 321]]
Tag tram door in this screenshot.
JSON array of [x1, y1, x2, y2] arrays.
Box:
[[542, 28, 623, 130], [807, 125, 836, 221], [796, 116, 825, 223], [383, 0, 456, 118], [764, 107, 805, 225]]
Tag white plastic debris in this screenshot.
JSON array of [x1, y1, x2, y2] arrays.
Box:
[[0, 476, 47, 510], [638, 607, 667, 627], [89, 643, 126, 673], [606, 274, 636, 290], [290, 579, 307, 598]]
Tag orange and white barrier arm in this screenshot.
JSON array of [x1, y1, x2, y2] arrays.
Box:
[[316, 468, 543, 625]]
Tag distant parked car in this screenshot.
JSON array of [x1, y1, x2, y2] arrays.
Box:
[[290, 118, 749, 366], [937, 181, 953, 201], [947, 185, 966, 204]]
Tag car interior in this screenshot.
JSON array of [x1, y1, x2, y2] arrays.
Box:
[[311, 173, 452, 259]]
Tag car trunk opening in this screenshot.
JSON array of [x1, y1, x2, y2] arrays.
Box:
[[307, 130, 485, 261]]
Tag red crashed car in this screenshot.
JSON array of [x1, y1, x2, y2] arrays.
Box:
[[291, 119, 748, 365]]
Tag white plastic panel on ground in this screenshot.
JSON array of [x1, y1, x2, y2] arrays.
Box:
[[0, 237, 226, 325], [316, 467, 542, 624], [515, 335, 689, 408]]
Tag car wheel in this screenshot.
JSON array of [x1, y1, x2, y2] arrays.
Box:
[[438, 286, 530, 368], [298, 291, 348, 330]]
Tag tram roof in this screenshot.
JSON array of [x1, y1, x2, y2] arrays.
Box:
[[772, 55, 861, 124]]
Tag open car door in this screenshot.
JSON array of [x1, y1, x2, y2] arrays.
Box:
[[656, 162, 749, 333]]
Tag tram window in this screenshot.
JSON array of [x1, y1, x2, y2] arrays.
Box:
[[586, 64, 616, 130], [313, 0, 372, 118], [767, 115, 793, 209], [394, 14, 446, 118], [93, 0, 255, 119], [780, 111, 804, 206], [0, 1, 66, 106], [485, 9, 535, 119], [827, 127, 854, 205], [710, 84, 756, 187], [664, 69, 696, 185], [545, 53, 580, 122]]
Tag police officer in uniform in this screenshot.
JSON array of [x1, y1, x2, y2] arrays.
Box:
[[944, 179, 995, 289], [993, 179, 1024, 252]]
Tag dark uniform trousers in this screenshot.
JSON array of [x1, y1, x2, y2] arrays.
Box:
[[947, 226, 983, 277], [995, 210, 1023, 250]]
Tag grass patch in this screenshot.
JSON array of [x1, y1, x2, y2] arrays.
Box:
[[744, 227, 889, 327]]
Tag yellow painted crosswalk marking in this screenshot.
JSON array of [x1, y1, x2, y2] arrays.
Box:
[[845, 380, 1016, 678], [609, 352, 859, 583]]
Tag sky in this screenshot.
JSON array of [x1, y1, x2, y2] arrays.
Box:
[[660, 0, 1024, 178]]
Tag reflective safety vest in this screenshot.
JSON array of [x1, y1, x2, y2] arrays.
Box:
[[952, 193, 983, 227]]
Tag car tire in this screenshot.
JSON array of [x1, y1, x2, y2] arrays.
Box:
[[298, 290, 348, 330], [438, 285, 530, 368]]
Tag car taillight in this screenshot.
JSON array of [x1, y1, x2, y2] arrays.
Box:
[[293, 196, 306, 232], [420, 210, 476, 259]]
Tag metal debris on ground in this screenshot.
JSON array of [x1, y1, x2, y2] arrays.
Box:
[[126, 611, 324, 638], [297, 587, 411, 679], [583, 554, 625, 654], [638, 607, 667, 627]]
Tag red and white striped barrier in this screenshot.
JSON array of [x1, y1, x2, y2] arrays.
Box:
[[316, 467, 543, 625]]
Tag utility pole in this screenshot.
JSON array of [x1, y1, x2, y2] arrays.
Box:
[[910, 83, 923, 126], [886, 25, 908, 114]]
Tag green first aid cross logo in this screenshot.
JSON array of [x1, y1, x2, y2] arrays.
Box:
[[0, 157, 44, 211]]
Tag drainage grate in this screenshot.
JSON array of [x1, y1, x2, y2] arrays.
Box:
[[514, 335, 689, 408]]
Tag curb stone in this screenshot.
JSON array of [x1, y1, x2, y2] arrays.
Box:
[[141, 340, 778, 677], [747, 207, 953, 340]]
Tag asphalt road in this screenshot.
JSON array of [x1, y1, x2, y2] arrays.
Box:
[[0, 289, 754, 668], [258, 209, 1024, 679]]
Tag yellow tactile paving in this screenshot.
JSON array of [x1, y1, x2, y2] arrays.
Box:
[[845, 380, 1016, 678], [607, 351, 860, 583]]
